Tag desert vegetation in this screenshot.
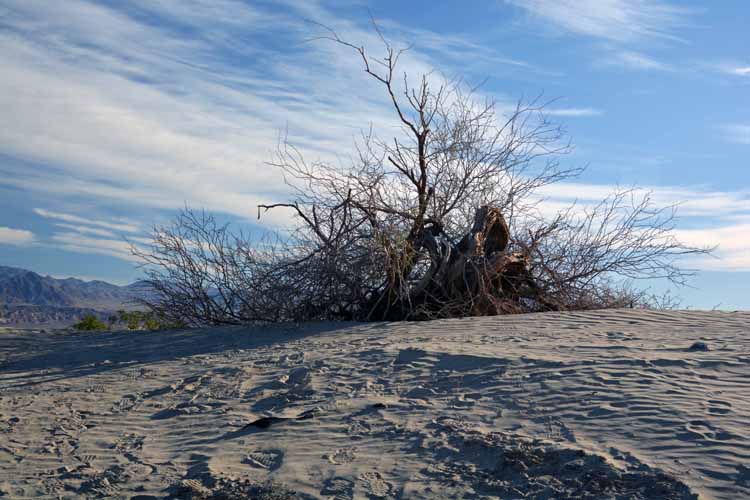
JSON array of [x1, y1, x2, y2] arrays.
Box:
[[73, 314, 109, 331], [133, 27, 708, 326], [72, 311, 181, 332], [111, 310, 185, 331]]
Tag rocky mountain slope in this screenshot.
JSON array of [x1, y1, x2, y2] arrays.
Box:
[[0, 266, 144, 326]]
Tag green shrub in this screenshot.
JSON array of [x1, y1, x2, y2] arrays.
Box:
[[116, 309, 185, 331], [74, 314, 109, 331]]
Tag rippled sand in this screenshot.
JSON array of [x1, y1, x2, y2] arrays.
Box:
[[1, 309, 748, 499]]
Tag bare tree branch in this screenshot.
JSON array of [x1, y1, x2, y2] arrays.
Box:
[[134, 23, 711, 325]]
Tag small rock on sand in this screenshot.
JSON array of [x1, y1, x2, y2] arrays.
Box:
[[689, 341, 709, 351]]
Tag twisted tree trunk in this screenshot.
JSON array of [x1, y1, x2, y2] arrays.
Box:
[[370, 206, 552, 320]]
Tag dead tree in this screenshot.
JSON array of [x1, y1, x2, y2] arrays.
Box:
[[259, 25, 576, 320], [135, 24, 710, 325]]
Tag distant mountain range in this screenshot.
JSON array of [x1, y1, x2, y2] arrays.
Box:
[[0, 266, 147, 327]]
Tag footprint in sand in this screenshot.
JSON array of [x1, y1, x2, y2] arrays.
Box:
[[252, 366, 315, 412], [176, 478, 212, 497], [736, 464, 750, 486], [706, 399, 732, 415], [321, 476, 354, 500], [41, 477, 66, 496], [346, 417, 372, 438], [1, 415, 20, 432], [76, 464, 128, 498], [606, 330, 639, 341], [394, 348, 430, 367], [75, 454, 96, 466], [403, 386, 437, 401], [286, 366, 313, 388], [358, 471, 393, 498], [449, 392, 481, 408], [683, 420, 717, 440], [0, 444, 22, 464], [242, 449, 284, 471], [325, 447, 357, 465], [112, 393, 142, 413], [112, 433, 146, 455], [277, 352, 305, 367], [87, 439, 158, 484], [151, 400, 218, 420]]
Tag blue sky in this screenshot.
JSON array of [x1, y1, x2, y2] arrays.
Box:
[[0, 0, 748, 308]]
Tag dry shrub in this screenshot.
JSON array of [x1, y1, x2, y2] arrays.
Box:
[[133, 26, 708, 325]]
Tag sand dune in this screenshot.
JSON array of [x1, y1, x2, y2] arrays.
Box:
[[1, 310, 748, 499]]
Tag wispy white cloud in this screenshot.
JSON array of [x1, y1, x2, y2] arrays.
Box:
[[0, 0, 500, 222], [722, 124, 750, 145], [536, 182, 750, 217], [54, 223, 117, 239], [690, 61, 750, 79], [33, 207, 149, 262], [506, 0, 691, 43], [0, 0, 743, 276], [675, 224, 750, 271], [50, 232, 143, 263], [33, 208, 140, 233], [535, 182, 750, 271], [506, 1, 691, 74], [606, 51, 670, 71], [0, 226, 35, 246], [0, 0, 578, 230], [545, 107, 603, 117], [717, 65, 750, 77]]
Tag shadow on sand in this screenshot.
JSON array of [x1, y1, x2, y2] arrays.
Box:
[[0, 321, 387, 389]]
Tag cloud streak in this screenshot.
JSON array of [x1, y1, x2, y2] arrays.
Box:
[[1, 0, 746, 275], [717, 65, 750, 77], [0, 0, 515, 222], [506, 0, 691, 43], [50, 232, 143, 263], [675, 224, 750, 271], [535, 182, 750, 271], [722, 124, 750, 145], [608, 51, 670, 71], [545, 107, 603, 117], [33, 207, 148, 262], [33, 209, 141, 234], [0, 226, 35, 246]]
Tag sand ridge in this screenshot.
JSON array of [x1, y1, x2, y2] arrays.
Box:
[[0, 309, 748, 498]]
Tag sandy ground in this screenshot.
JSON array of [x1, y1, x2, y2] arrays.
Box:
[[1, 309, 748, 499]]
